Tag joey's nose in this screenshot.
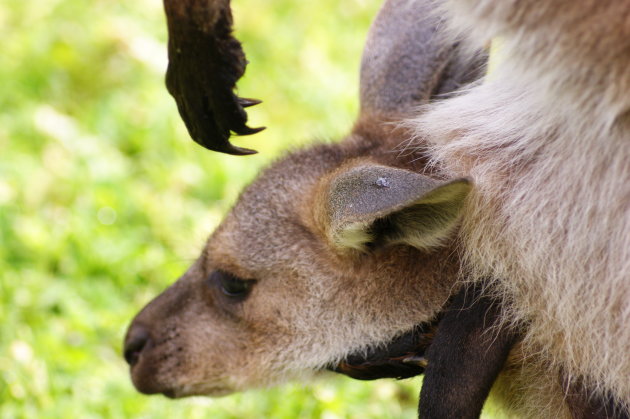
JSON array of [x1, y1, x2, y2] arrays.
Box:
[[124, 324, 150, 367]]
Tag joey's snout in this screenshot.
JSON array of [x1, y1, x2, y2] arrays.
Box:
[[123, 321, 168, 396], [124, 323, 151, 367], [122, 269, 260, 398]]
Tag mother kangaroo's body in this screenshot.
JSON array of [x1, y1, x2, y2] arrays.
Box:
[[415, 1, 630, 416]]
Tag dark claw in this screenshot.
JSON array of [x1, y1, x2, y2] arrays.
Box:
[[402, 354, 429, 368], [219, 143, 258, 156], [238, 97, 263, 108], [234, 126, 266, 136]]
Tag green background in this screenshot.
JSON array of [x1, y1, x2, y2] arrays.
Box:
[[0, 0, 505, 417]]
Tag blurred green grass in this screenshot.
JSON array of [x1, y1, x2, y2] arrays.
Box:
[[0, 1, 507, 418]]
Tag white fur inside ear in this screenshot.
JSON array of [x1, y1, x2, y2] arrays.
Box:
[[390, 206, 461, 251], [388, 179, 470, 250], [334, 222, 374, 252], [419, 179, 471, 205]]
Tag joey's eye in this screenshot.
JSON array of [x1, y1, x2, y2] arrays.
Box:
[[208, 270, 255, 299]]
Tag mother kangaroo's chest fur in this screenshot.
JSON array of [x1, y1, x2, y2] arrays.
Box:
[[414, 1, 630, 414]]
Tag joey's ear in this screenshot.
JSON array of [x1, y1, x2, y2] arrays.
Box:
[[320, 164, 471, 252]]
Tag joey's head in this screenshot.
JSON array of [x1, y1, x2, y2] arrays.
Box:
[[123, 142, 471, 398]]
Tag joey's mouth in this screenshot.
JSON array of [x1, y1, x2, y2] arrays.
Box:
[[161, 385, 234, 399], [329, 321, 438, 380]]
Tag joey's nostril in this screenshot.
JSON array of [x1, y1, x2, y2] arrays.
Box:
[[124, 325, 150, 367]]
